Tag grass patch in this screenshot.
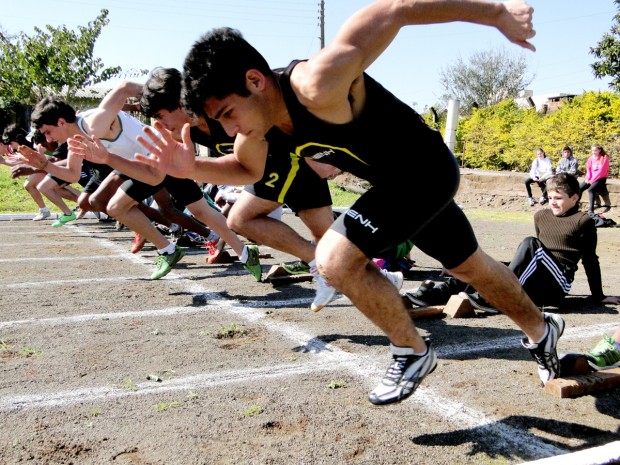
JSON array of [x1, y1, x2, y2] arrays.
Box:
[[18, 346, 41, 357], [463, 208, 533, 223], [0, 169, 69, 213], [327, 380, 348, 390], [115, 379, 138, 392], [155, 401, 181, 412], [215, 323, 247, 339], [328, 181, 360, 208], [240, 405, 263, 418]]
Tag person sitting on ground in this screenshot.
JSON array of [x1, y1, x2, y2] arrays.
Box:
[[586, 326, 620, 370], [555, 145, 579, 176], [580, 143, 611, 214], [525, 147, 554, 206], [407, 173, 620, 310]]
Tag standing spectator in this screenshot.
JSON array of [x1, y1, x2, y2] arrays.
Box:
[[580, 144, 611, 214], [525, 148, 554, 206], [556, 145, 579, 176]]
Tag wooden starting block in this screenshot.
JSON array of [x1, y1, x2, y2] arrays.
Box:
[[401, 295, 444, 319], [265, 265, 313, 287], [443, 294, 476, 318], [544, 354, 620, 398], [401, 293, 476, 319]]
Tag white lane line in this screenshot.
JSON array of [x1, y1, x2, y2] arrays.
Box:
[[0, 255, 130, 263], [0, 305, 219, 330], [438, 323, 620, 358], [0, 361, 341, 411], [0, 241, 85, 247], [0, 222, 594, 459], [0, 276, 184, 289], [410, 386, 565, 457]]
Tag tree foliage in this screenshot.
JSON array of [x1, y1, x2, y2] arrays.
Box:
[[591, 0, 620, 92], [439, 48, 532, 114], [0, 9, 121, 106], [456, 91, 620, 177]]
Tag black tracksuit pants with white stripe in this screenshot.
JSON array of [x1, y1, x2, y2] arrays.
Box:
[[508, 237, 572, 307]]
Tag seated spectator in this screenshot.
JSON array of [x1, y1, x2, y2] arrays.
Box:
[[556, 145, 579, 176], [586, 326, 620, 370], [580, 144, 611, 214], [525, 148, 554, 206], [407, 173, 620, 311]]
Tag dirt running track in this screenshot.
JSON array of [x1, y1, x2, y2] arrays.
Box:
[[0, 211, 619, 465]]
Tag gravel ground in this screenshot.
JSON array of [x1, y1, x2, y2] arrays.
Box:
[[0, 208, 619, 465]]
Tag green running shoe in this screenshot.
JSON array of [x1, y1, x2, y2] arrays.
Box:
[[281, 260, 310, 275], [52, 212, 76, 227], [243, 244, 262, 282], [586, 336, 620, 370], [150, 245, 185, 280]]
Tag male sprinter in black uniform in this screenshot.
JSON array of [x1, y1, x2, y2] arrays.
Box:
[[139, 68, 360, 310], [135, 0, 564, 405]]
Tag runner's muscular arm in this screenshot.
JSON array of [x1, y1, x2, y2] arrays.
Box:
[[296, 0, 535, 112], [81, 80, 143, 138], [15, 145, 82, 183], [135, 121, 267, 185]]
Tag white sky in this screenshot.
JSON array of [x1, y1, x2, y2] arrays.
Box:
[[2, 0, 616, 110]]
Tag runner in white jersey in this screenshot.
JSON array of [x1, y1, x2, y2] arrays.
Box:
[[21, 81, 260, 280], [17, 83, 191, 279]]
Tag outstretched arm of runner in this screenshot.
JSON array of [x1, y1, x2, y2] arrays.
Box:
[[299, 0, 535, 108], [82, 80, 144, 138], [68, 135, 165, 185], [9, 146, 47, 169], [14, 145, 82, 183], [134, 121, 267, 186]]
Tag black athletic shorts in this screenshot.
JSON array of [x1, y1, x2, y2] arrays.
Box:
[[121, 175, 203, 208], [82, 163, 114, 194], [330, 145, 478, 269], [244, 153, 331, 213]]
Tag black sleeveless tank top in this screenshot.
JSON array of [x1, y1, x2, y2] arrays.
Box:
[[271, 60, 442, 184]]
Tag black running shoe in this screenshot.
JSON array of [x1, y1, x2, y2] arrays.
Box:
[[521, 313, 565, 384], [404, 280, 435, 307], [458, 291, 499, 314], [368, 342, 437, 405]]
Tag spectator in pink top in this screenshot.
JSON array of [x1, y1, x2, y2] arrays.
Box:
[[580, 144, 611, 214]]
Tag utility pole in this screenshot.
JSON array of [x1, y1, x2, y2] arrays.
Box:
[[319, 0, 325, 49]]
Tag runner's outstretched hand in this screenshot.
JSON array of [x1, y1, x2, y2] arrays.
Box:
[[497, 0, 536, 51], [68, 135, 111, 165], [135, 121, 196, 180], [12, 145, 47, 169]]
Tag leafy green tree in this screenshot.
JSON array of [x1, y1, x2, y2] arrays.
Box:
[[460, 100, 524, 169], [439, 47, 532, 114], [0, 9, 122, 106], [591, 0, 620, 91]]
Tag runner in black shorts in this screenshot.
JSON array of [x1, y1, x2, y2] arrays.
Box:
[[138, 68, 347, 310], [139, 2, 564, 406]]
